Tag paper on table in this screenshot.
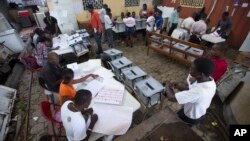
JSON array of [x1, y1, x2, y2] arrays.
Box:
[[84, 79, 104, 97], [93, 67, 114, 79], [88, 59, 101, 69], [67, 63, 81, 79], [92, 104, 133, 135]]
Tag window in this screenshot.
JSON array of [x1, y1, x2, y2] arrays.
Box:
[[180, 0, 205, 8], [83, 0, 103, 10], [125, 0, 140, 7]]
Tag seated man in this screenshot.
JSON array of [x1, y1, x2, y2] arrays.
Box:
[[61, 89, 98, 141], [189, 14, 207, 44], [40, 52, 62, 93], [209, 43, 228, 82], [164, 58, 216, 125]]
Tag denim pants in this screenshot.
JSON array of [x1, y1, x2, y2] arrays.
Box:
[[106, 28, 113, 48], [93, 31, 103, 54]]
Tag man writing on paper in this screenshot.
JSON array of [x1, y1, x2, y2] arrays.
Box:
[[87, 4, 103, 55], [189, 14, 207, 44], [61, 89, 98, 141]]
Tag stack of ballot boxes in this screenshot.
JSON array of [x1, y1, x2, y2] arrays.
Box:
[[111, 57, 133, 79], [103, 48, 123, 60], [121, 66, 147, 89], [134, 76, 164, 107], [186, 47, 204, 62], [172, 43, 189, 58]]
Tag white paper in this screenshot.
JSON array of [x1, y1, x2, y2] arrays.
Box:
[[73, 2, 83, 14], [84, 79, 104, 97], [248, 10, 250, 17], [93, 67, 114, 79], [95, 88, 124, 105], [92, 104, 133, 135], [239, 31, 250, 52], [62, 10, 67, 18], [242, 3, 248, 7], [88, 59, 101, 69], [67, 62, 82, 79]]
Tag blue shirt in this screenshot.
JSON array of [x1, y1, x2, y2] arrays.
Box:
[[169, 9, 179, 27], [155, 16, 163, 30]]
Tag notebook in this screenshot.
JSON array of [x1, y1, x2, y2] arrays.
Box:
[[94, 88, 124, 105]]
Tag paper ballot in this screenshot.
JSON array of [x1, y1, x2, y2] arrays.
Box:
[[92, 104, 133, 135], [84, 79, 104, 97]]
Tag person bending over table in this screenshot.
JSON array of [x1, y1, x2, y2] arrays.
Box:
[[154, 10, 163, 34], [59, 68, 98, 105], [189, 14, 207, 44], [123, 12, 136, 47], [163, 58, 216, 125], [61, 89, 98, 141], [208, 43, 228, 83], [43, 11, 61, 36], [181, 12, 196, 33], [214, 12, 232, 39]]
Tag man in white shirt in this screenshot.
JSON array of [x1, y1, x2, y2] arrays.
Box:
[[189, 14, 207, 44], [164, 58, 216, 125], [146, 10, 155, 32], [181, 12, 196, 32], [61, 89, 98, 141], [104, 8, 113, 48], [99, 4, 108, 43], [123, 12, 136, 47]]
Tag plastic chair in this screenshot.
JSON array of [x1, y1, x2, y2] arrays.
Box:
[[40, 101, 63, 141]]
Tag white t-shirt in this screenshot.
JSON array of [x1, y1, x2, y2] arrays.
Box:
[[190, 20, 207, 35], [99, 8, 106, 23], [181, 17, 195, 30], [61, 101, 91, 141], [146, 16, 155, 31], [104, 15, 113, 29], [123, 17, 136, 27], [175, 75, 216, 119]]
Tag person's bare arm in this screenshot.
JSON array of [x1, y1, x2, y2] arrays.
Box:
[[83, 114, 98, 141], [72, 74, 98, 84]]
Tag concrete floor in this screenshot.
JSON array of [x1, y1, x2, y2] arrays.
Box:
[[12, 30, 239, 141]]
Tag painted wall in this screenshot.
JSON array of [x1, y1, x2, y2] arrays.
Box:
[[163, 0, 250, 48], [48, 0, 153, 23]]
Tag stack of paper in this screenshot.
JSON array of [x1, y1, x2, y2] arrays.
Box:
[[84, 79, 104, 97], [95, 88, 124, 105]]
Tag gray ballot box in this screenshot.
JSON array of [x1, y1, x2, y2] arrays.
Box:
[[111, 57, 133, 77], [121, 66, 147, 88], [134, 76, 164, 107], [103, 48, 123, 60]]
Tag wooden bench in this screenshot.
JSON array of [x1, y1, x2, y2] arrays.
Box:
[[147, 31, 207, 66]]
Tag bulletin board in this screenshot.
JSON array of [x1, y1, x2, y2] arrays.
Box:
[[82, 0, 103, 10], [180, 0, 205, 8]]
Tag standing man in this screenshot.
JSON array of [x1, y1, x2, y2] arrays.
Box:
[[43, 11, 61, 36], [163, 58, 216, 125], [99, 4, 108, 43], [168, 6, 181, 36], [154, 10, 163, 33], [87, 4, 103, 55], [104, 8, 113, 48], [215, 12, 232, 39]]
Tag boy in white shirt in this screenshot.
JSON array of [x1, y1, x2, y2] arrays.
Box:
[[145, 10, 155, 45], [104, 8, 113, 48], [181, 12, 196, 32], [164, 58, 216, 125], [61, 89, 98, 141], [123, 12, 136, 47]]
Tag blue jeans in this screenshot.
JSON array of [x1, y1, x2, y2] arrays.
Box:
[[93, 31, 103, 54]]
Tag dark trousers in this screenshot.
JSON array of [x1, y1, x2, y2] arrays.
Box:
[[93, 31, 103, 54], [177, 108, 204, 125], [106, 28, 113, 48], [168, 23, 178, 36], [189, 34, 201, 44]]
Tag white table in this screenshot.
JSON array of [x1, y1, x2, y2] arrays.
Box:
[[52, 34, 89, 56], [72, 60, 141, 141], [201, 33, 226, 44]]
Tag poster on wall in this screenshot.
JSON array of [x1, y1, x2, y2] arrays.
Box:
[[82, 0, 103, 10]]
